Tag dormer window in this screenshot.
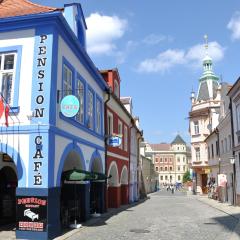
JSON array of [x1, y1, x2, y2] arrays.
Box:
[[114, 80, 119, 98]]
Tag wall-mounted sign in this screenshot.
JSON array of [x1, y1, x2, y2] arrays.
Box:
[[107, 136, 122, 147], [17, 196, 47, 232], [60, 95, 80, 117]]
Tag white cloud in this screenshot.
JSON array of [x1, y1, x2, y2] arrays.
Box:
[[227, 12, 240, 40], [143, 34, 173, 45], [137, 49, 185, 73], [137, 41, 225, 73], [86, 13, 127, 55]]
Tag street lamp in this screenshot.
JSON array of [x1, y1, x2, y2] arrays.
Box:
[[229, 156, 236, 205]]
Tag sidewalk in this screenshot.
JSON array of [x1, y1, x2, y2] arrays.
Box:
[[192, 195, 240, 240], [54, 198, 148, 240]]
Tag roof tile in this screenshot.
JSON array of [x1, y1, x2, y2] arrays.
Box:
[[0, 0, 62, 19]]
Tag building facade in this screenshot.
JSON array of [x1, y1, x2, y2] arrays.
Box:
[[0, 1, 108, 239], [145, 135, 190, 185], [189, 39, 221, 194]]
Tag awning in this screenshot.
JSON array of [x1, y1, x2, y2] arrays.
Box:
[[62, 169, 110, 182]]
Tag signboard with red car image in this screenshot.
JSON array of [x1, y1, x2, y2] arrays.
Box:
[[17, 196, 47, 232]]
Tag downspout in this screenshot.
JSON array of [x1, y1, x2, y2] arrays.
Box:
[[229, 97, 236, 205], [128, 120, 134, 203], [137, 131, 144, 199], [104, 88, 111, 212]]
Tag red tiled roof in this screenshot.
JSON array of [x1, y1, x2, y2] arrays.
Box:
[[150, 144, 171, 151], [0, 0, 63, 19]]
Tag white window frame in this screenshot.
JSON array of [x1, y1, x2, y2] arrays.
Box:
[[193, 121, 199, 135], [0, 52, 17, 105], [87, 89, 94, 130], [63, 64, 72, 97], [76, 79, 84, 124], [96, 99, 101, 134], [124, 125, 128, 151], [195, 147, 200, 161], [118, 120, 123, 149], [107, 112, 113, 136]]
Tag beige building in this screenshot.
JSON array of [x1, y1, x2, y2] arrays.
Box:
[[145, 135, 190, 185], [189, 39, 221, 194]]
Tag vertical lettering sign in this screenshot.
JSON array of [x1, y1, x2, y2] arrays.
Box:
[[33, 136, 44, 186], [17, 196, 47, 232], [31, 34, 49, 187], [35, 34, 47, 118]]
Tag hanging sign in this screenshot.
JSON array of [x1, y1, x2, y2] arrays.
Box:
[[17, 196, 47, 232], [107, 135, 122, 147], [60, 95, 80, 117]]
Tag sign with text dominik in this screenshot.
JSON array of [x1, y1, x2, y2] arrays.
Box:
[[107, 135, 122, 147]]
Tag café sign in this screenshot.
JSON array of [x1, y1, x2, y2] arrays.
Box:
[[60, 95, 80, 117]]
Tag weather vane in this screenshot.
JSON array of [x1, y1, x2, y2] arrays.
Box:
[[204, 34, 208, 51]]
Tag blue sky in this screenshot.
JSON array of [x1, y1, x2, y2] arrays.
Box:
[[34, 1, 240, 144]]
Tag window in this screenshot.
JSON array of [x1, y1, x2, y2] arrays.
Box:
[[96, 99, 102, 134], [165, 166, 168, 171], [236, 104, 240, 131], [76, 79, 84, 124], [177, 157, 180, 162], [178, 166, 180, 171], [183, 157, 185, 163], [169, 158, 172, 163], [160, 158, 163, 162], [114, 80, 119, 98], [229, 135, 232, 151], [195, 147, 200, 161], [160, 167, 163, 171], [107, 112, 113, 135], [165, 158, 167, 162], [155, 157, 159, 163], [183, 166, 186, 171], [155, 166, 159, 171], [224, 138, 227, 153], [178, 175, 181, 181], [87, 89, 94, 129], [211, 144, 214, 158], [165, 176, 168, 180], [124, 126, 128, 151], [170, 175, 172, 180], [63, 64, 72, 97], [0, 52, 17, 105], [160, 176, 163, 180], [118, 120, 123, 149], [216, 141, 219, 156], [170, 166, 173, 171], [221, 140, 224, 154], [193, 121, 199, 135]]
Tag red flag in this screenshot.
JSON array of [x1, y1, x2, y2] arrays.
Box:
[[0, 98, 4, 118], [5, 105, 9, 127]]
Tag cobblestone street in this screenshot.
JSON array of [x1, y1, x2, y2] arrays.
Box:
[[54, 191, 238, 240]]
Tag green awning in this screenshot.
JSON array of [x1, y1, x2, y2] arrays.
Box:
[[62, 169, 110, 182]]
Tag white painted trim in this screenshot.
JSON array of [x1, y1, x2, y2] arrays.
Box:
[[107, 151, 129, 161]]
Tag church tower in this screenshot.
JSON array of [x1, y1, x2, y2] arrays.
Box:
[[189, 36, 221, 194]]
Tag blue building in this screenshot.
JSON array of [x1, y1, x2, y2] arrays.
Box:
[[0, 0, 108, 239]]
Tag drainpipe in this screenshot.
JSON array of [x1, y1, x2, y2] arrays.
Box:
[[128, 120, 134, 203], [229, 97, 236, 205], [104, 88, 111, 212], [137, 131, 144, 200]]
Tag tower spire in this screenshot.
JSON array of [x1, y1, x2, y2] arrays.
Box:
[[204, 34, 208, 55]]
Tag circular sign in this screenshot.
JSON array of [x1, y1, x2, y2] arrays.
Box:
[[60, 95, 80, 117]]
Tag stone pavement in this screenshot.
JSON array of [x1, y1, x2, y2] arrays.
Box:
[[192, 194, 240, 240]]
